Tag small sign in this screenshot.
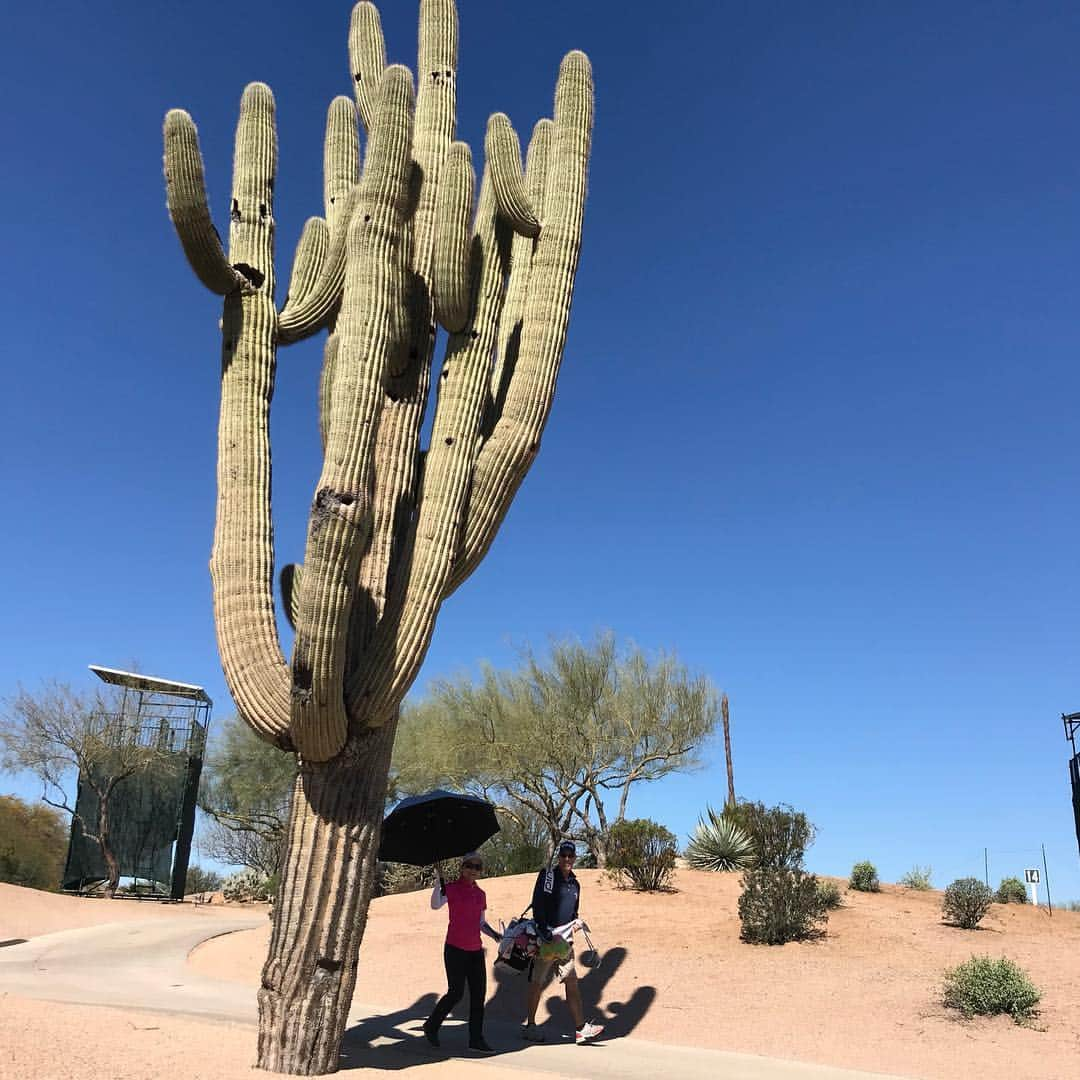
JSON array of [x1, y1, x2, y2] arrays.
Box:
[[1024, 868, 1040, 884]]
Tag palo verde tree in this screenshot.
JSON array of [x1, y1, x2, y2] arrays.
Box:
[[1, 683, 183, 898], [161, 1, 593, 1072], [395, 634, 720, 863], [198, 714, 297, 880]]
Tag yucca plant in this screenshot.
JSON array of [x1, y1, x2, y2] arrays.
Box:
[[684, 804, 755, 871]]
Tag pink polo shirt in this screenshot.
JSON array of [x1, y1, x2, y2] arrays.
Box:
[[442, 879, 487, 951]]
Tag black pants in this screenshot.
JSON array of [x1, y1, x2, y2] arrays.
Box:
[[427, 944, 486, 1041]]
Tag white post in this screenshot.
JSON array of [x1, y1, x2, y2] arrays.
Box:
[[1024, 868, 1040, 907]]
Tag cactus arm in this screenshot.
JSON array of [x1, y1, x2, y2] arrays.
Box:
[[210, 82, 292, 745], [283, 217, 329, 311], [413, 0, 459, 276], [317, 97, 360, 446], [163, 110, 252, 295], [486, 113, 540, 238], [346, 170, 511, 722], [345, 0, 459, 663], [290, 67, 417, 762], [489, 118, 551, 417], [433, 141, 474, 332], [445, 52, 593, 597], [318, 334, 340, 451], [277, 186, 359, 344], [280, 563, 303, 632], [324, 96, 360, 226], [349, 2, 387, 134], [277, 95, 359, 343]]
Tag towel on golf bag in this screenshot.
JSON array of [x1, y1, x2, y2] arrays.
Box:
[[497, 917, 540, 972]]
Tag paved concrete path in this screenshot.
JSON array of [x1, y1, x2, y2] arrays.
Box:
[[0, 919, 911, 1080]]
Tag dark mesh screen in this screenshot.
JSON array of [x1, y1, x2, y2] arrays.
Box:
[[62, 754, 191, 890], [1071, 754, 1080, 858]]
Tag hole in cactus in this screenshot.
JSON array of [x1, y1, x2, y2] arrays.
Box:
[[444, 437, 454, 446], [354, 72, 362, 83], [337, 493, 354, 506], [316, 958, 343, 974], [258, 203, 267, 219], [293, 664, 312, 692], [431, 71, 440, 80], [230, 199, 241, 222], [364, 214, 371, 222], [232, 262, 265, 289], [445, 70, 452, 78], [470, 330, 479, 340]]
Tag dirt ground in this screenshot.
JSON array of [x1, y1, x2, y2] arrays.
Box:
[[4, 870, 1080, 1079]]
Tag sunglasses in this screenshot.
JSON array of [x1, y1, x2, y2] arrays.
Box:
[[462, 861, 483, 871]]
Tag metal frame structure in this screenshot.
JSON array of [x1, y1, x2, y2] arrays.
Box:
[[62, 666, 212, 900], [1065, 711, 1080, 859]]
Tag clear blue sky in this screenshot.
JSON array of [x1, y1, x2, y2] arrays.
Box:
[[2, 1, 1078, 903]]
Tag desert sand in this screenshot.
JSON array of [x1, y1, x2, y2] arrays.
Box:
[[3, 870, 1080, 1079]]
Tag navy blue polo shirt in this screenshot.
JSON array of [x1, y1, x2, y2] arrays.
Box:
[[532, 866, 580, 930]]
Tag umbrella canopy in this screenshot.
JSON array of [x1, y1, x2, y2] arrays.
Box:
[[379, 789, 500, 866]]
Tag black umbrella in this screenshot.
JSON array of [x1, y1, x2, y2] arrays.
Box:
[[378, 789, 500, 866]]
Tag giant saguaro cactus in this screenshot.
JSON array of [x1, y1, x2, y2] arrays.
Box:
[[162, 1, 592, 1074]]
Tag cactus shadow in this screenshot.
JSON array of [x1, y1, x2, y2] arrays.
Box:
[[338, 992, 442, 1071]]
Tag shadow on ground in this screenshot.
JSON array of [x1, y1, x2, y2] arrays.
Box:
[[338, 946, 656, 1071]]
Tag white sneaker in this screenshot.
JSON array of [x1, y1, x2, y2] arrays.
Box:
[[575, 1021, 604, 1044], [521, 1023, 546, 1043]]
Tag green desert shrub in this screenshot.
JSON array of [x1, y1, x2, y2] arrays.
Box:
[[734, 800, 828, 944], [684, 805, 755, 872], [739, 868, 828, 944], [995, 877, 1029, 905], [817, 879, 844, 909], [942, 877, 993, 929], [942, 955, 1041, 1023], [221, 868, 273, 903], [725, 800, 815, 870], [849, 860, 880, 892], [605, 818, 678, 892], [900, 865, 933, 890], [185, 865, 223, 896]]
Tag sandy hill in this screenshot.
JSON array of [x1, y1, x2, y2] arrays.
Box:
[[189, 868, 1080, 1079]]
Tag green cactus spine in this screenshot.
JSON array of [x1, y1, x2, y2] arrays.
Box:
[[162, 2, 593, 1073]]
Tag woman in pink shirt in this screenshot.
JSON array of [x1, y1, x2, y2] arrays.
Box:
[[422, 852, 501, 1054]]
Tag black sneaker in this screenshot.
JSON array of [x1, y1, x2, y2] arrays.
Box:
[[468, 1039, 496, 1055], [421, 1020, 440, 1048]]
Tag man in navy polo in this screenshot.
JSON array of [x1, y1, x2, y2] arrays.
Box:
[[522, 841, 604, 1044]]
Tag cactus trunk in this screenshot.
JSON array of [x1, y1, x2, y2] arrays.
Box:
[[257, 719, 395, 1075]]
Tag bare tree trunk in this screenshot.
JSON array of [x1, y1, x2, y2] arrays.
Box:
[[722, 692, 735, 809], [256, 718, 396, 1075], [98, 793, 120, 898], [592, 795, 609, 868]]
